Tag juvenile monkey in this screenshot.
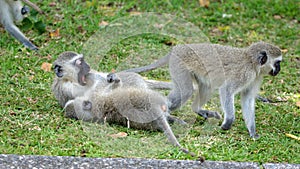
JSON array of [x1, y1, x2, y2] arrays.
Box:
[[51, 52, 185, 124], [51, 51, 173, 108], [0, 0, 38, 50], [64, 77, 202, 160], [125, 42, 282, 138]]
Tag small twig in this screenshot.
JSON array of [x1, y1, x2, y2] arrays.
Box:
[[285, 133, 300, 141], [22, 0, 45, 14]]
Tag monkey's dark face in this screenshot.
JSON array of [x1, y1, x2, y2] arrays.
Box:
[[75, 58, 91, 86], [53, 54, 91, 86], [21, 6, 29, 15], [257, 50, 282, 76], [269, 60, 281, 76]]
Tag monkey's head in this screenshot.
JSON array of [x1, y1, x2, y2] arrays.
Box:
[[53, 51, 91, 86], [248, 42, 282, 76], [64, 97, 94, 121], [13, 0, 29, 23]]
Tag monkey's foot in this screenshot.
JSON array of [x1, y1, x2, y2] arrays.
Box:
[[196, 110, 222, 120], [249, 133, 260, 139], [221, 120, 234, 130], [256, 95, 274, 103], [167, 115, 187, 125]]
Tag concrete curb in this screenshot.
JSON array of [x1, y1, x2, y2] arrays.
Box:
[[0, 154, 299, 169]]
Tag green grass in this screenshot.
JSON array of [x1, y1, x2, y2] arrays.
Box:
[[0, 0, 299, 164]]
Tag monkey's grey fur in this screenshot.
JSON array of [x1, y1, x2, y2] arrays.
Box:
[[51, 51, 173, 108], [64, 80, 202, 160], [124, 42, 283, 138], [0, 0, 38, 50]]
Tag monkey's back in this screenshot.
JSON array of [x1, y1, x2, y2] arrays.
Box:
[[170, 43, 257, 89], [90, 88, 169, 131]]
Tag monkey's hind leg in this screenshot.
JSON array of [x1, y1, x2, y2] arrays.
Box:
[[192, 80, 221, 120]]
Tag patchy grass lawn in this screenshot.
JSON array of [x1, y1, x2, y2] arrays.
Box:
[[0, 0, 299, 164]]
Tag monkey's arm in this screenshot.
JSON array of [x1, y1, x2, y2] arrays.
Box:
[[241, 80, 261, 139], [5, 23, 38, 50]]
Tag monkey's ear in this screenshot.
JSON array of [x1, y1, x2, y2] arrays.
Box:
[[83, 101, 92, 110], [258, 51, 268, 65], [54, 65, 63, 77]]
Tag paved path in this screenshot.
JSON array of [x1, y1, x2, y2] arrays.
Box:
[[0, 154, 299, 169]]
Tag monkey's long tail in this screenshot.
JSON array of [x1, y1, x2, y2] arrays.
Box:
[[145, 80, 174, 90], [123, 54, 170, 73]]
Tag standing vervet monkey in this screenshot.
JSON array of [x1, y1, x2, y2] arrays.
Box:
[[64, 75, 203, 161], [124, 42, 282, 138], [0, 0, 38, 50]]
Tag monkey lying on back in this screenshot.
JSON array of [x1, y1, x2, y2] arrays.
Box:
[[125, 42, 283, 138], [51, 51, 173, 108], [51, 51, 185, 124], [0, 0, 38, 50], [64, 74, 203, 160]]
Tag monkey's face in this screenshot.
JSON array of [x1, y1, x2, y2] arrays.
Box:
[[269, 60, 281, 76], [257, 49, 282, 77], [54, 53, 91, 86], [74, 57, 91, 86], [64, 98, 93, 121]]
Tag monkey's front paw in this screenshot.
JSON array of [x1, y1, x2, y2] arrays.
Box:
[[107, 73, 120, 83]]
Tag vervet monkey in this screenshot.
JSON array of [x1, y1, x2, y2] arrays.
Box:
[[64, 77, 202, 160], [51, 51, 173, 108], [0, 0, 38, 50], [125, 42, 282, 138]]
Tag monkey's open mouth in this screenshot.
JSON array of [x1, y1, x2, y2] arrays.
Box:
[[82, 75, 87, 84], [78, 74, 87, 85]]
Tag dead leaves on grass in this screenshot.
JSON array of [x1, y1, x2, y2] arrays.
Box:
[[41, 62, 52, 72], [107, 132, 128, 138], [199, 0, 210, 7]]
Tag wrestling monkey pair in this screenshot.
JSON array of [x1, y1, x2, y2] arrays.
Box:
[[52, 42, 282, 160]]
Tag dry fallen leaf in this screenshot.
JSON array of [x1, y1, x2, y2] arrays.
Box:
[[129, 11, 142, 16], [296, 101, 300, 108], [29, 75, 34, 81], [27, 97, 38, 104], [218, 26, 230, 31], [41, 62, 52, 72], [199, 0, 210, 7], [49, 29, 60, 38], [274, 15, 282, 20], [108, 132, 128, 138], [99, 21, 109, 27], [285, 133, 300, 141], [281, 49, 288, 53]]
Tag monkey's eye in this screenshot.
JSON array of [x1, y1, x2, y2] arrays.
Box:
[[54, 65, 63, 77]]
